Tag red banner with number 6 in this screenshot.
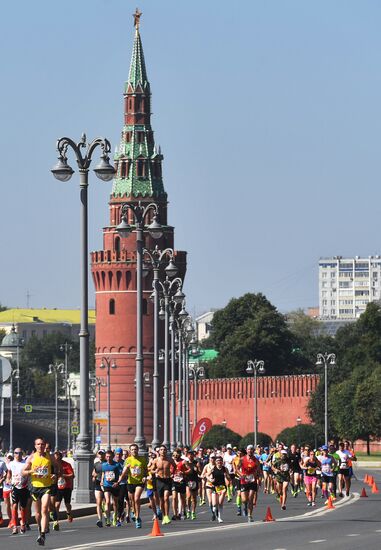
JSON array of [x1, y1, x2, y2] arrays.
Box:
[[191, 417, 213, 449]]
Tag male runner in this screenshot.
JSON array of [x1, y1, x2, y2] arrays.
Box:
[[272, 449, 291, 510], [53, 451, 74, 530], [238, 445, 261, 521], [101, 450, 123, 527], [92, 450, 106, 527], [23, 438, 58, 546], [119, 444, 147, 528], [149, 445, 175, 525], [288, 443, 302, 496]]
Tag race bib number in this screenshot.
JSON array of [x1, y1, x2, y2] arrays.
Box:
[[245, 474, 255, 483], [105, 471, 115, 482], [57, 477, 66, 489], [321, 464, 331, 474], [173, 474, 183, 483], [131, 466, 141, 476], [215, 485, 225, 493], [339, 463, 348, 470], [280, 463, 289, 472], [36, 467, 48, 477], [188, 480, 197, 490]]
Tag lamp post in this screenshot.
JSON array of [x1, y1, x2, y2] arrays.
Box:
[[222, 419, 227, 446], [91, 376, 107, 444], [65, 378, 77, 451], [60, 342, 73, 399], [48, 362, 65, 450], [188, 364, 205, 430], [246, 359, 265, 448], [173, 305, 190, 446], [296, 415, 302, 446], [9, 368, 19, 453], [157, 277, 184, 448], [144, 246, 177, 448], [99, 357, 117, 451], [316, 353, 336, 446], [52, 133, 115, 502], [117, 202, 163, 452]]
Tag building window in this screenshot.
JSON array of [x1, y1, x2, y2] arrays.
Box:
[[137, 131, 145, 143], [331, 272, 335, 278], [322, 272, 327, 278], [109, 299, 115, 315], [136, 159, 146, 177], [142, 299, 148, 315]]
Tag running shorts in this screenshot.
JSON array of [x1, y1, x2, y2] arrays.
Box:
[[187, 479, 199, 492], [240, 481, 257, 492], [321, 475, 334, 484], [156, 478, 172, 497], [103, 486, 120, 497], [127, 483, 144, 494], [172, 482, 186, 495], [11, 487, 30, 508], [303, 475, 317, 485], [56, 489, 72, 505], [31, 486, 52, 501], [339, 469, 350, 478]]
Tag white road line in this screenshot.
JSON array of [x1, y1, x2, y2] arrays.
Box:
[[309, 541, 326, 544], [346, 534, 360, 537], [51, 493, 360, 550]]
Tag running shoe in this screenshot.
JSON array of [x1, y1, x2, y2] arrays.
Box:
[[156, 509, 163, 520], [171, 515, 177, 521], [199, 499, 205, 506], [96, 520, 103, 528], [11, 526, 18, 535], [186, 510, 191, 519], [211, 512, 216, 521], [37, 534, 45, 546], [105, 519, 111, 527], [25, 524, 31, 531], [49, 512, 55, 522], [136, 517, 142, 529], [281, 505, 286, 510], [236, 508, 242, 516], [191, 512, 196, 520], [112, 517, 117, 527], [67, 513, 73, 523], [338, 492, 343, 498], [53, 521, 59, 531], [346, 491, 350, 497], [248, 515, 253, 523], [307, 502, 312, 506], [116, 520, 122, 527], [20, 525, 26, 534], [217, 516, 224, 523], [311, 502, 316, 507]]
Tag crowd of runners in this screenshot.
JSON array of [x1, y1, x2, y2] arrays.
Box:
[[0, 437, 358, 545]]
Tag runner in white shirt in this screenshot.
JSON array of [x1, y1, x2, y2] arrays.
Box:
[[6, 448, 29, 534], [223, 445, 235, 502]]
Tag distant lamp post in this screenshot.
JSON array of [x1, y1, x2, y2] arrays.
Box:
[[65, 379, 77, 451], [188, 364, 205, 429], [52, 133, 115, 502], [222, 419, 227, 445], [99, 357, 117, 451], [48, 362, 65, 450], [117, 202, 163, 452], [9, 368, 19, 453], [60, 342, 73, 398], [296, 415, 302, 446], [246, 359, 265, 448], [91, 376, 107, 445], [316, 352, 336, 446]]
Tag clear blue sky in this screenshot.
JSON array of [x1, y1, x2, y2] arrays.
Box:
[[1, 0, 381, 316]]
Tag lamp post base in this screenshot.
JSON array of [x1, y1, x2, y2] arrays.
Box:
[[72, 447, 95, 504]]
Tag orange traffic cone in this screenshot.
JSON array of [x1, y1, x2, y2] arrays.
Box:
[[360, 487, 368, 497], [326, 496, 335, 509], [368, 476, 374, 486], [371, 482, 379, 494], [263, 506, 276, 522], [364, 474, 369, 484], [150, 518, 164, 536]]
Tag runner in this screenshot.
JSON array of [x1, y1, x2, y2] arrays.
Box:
[[195, 448, 207, 506], [206, 455, 231, 523], [100, 450, 123, 527], [238, 444, 261, 522], [2, 454, 13, 528], [288, 443, 302, 497], [272, 449, 291, 510], [23, 437, 58, 546], [171, 448, 190, 520], [260, 447, 271, 494], [232, 449, 244, 515], [0, 456, 7, 525], [336, 441, 356, 497], [6, 448, 29, 535], [201, 453, 217, 520], [223, 445, 235, 502], [301, 449, 319, 506], [92, 450, 106, 527], [120, 443, 147, 528], [114, 448, 128, 525], [185, 449, 201, 519], [319, 445, 337, 500], [149, 445, 175, 525], [53, 451, 75, 530]]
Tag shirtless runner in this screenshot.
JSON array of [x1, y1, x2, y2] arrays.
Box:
[[149, 446, 175, 525]]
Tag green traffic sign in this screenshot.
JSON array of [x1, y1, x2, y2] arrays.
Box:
[[71, 426, 79, 435], [24, 405, 33, 413]]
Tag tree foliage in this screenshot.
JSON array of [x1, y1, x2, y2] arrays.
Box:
[[200, 425, 241, 449], [0, 303, 7, 312], [276, 424, 320, 448], [239, 432, 272, 449]]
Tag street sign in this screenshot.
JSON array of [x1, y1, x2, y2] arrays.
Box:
[[71, 425, 79, 435], [93, 411, 108, 421], [24, 404, 33, 413], [0, 355, 12, 383], [0, 384, 11, 399], [92, 418, 107, 425], [96, 436, 102, 444]]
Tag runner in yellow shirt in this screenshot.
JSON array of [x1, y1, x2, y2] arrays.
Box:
[[119, 444, 147, 528]]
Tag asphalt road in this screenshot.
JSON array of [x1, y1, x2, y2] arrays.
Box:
[[1, 470, 380, 550]]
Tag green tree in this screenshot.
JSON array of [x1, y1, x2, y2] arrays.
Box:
[[200, 425, 241, 449], [0, 303, 7, 312], [276, 424, 320, 448], [239, 432, 272, 449], [208, 293, 295, 377]]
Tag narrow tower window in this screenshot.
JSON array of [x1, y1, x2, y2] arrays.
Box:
[[109, 299, 115, 315]]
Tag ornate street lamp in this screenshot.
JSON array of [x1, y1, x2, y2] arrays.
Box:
[[316, 353, 336, 446], [99, 357, 117, 450], [52, 133, 114, 502], [48, 362, 65, 450], [246, 359, 265, 448]]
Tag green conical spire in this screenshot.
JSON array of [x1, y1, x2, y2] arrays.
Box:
[[125, 27, 148, 92], [112, 11, 166, 200]]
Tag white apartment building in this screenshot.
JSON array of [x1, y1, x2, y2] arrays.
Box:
[[319, 256, 381, 319]]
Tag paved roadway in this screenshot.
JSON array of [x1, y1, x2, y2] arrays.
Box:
[[1, 470, 380, 550]]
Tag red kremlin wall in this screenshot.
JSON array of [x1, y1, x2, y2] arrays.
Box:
[[188, 374, 319, 441]]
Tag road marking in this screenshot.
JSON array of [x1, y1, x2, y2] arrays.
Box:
[[346, 534, 360, 537], [51, 493, 360, 550], [309, 541, 327, 544]]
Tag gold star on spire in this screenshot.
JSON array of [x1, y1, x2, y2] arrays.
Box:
[[133, 8, 142, 29]]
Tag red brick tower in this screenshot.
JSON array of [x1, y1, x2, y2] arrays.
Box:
[[91, 14, 186, 447]]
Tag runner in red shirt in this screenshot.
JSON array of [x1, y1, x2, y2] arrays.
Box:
[[53, 452, 75, 528], [171, 449, 190, 520], [238, 445, 261, 522]]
